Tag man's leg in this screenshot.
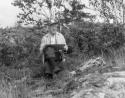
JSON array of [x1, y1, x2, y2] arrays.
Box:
[[45, 57, 63, 78], [45, 58, 56, 79], [47, 58, 61, 73], [54, 51, 64, 74]]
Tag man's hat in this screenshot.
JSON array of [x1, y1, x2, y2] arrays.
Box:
[[48, 20, 58, 26]]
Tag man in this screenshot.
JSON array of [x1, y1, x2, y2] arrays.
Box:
[[40, 22, 68, 79]]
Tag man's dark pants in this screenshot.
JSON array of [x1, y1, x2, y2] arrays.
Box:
[[44, 48, 63, 78]]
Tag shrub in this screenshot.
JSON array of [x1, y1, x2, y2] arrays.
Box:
[[0, 27, 43, 68], [0, 23, 125, 68], [70, 23, 125, 58]]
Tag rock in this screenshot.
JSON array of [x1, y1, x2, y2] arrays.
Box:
[[104, 71, 125, 77], [71, 89, 93, 98], [84, 92, 105, 98], [79, 73, 107, 88], [29, 86, 45, 98], [106, 77, 125, 86], [79, 57, 106, 73], [71, 89, 105, 98], [97, 93, 105, 98], [63, 80, 79, 93], [72, 71, 125, 98]]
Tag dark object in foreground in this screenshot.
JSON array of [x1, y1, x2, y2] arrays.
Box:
[[32, 44, 73, 79], [42, 44, 73, 79]]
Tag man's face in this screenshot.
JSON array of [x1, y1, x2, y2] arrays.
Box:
[[49, 25, 57, 35]]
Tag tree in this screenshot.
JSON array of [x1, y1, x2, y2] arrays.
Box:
[[89, 0, 125, 24], [12, 0, 91, 28]]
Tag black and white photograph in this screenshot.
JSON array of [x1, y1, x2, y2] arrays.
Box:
[[0, 0, 125, 98]]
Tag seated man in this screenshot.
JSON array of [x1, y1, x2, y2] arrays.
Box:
[[40, 22, 68, 79]]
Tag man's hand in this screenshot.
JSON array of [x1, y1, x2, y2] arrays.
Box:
[[40, 50, 43, 55], [64, 45, 68, 51]]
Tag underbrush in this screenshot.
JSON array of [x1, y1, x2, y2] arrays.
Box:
[[0, 23, 124, 97], [0, 66, 31, 98], [0, 23, 124, 68], [70, 23, 125, 59]]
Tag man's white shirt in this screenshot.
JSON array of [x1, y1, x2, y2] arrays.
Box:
[[40, 32, 67, 52]]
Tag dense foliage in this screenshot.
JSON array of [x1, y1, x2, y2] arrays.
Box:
[[0, 27, 43, 68], [0, 22, 124, 68], [68, 22, 125, 58], [13, 0, 91, 27], [89, 0, 125, 24]]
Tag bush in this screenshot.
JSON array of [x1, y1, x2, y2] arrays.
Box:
[[70, 23, 125, 58], [0, 27, 43, 68], [0, 23, 125, 68]]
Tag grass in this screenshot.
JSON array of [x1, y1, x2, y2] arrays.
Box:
[[0, 46, 125, 98]]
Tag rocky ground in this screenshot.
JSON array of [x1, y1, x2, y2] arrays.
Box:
[[0, 57, 125, 98], [27, 57, 125, 98]]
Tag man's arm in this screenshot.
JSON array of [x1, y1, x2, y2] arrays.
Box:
[[40, 36, 46, 54], [40, 36, 47, 64], [60, 33, 68, 51]]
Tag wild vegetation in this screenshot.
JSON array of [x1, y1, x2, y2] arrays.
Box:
[[0, 0, 125, 98], [0, 21, 124, 98]]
